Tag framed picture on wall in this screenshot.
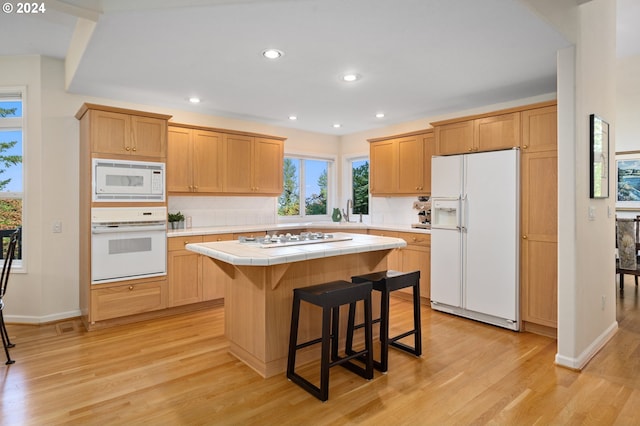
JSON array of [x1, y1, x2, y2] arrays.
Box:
[[590, 114, 609, 198], [616, 151, 640, 210]]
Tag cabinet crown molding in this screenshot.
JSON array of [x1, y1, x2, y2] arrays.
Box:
[[430, 100, 557, 128]]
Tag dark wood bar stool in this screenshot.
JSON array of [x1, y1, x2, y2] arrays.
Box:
[[346, 270, 422, 373], [287, 280, 374, 402]]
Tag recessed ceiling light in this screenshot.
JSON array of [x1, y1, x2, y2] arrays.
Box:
[[375, 112, 385, 118], [333, 123, 341, 128], [188, 97, 201, 103], [288, 115, 297, 121], [342, 73, 361, 82], [263, 49, 284, 59]]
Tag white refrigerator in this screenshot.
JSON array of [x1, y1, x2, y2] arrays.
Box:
[[430, 149, 519, 331]]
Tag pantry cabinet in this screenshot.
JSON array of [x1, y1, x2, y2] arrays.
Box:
[[520, 104, 558, 335], [369, 130, 433, 196], [167, 126, 224, 193], [434, 112, 520, 155], [90, 278, 168, 322], [80, 107, 169, 159]]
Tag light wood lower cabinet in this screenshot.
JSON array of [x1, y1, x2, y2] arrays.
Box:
[[168, 234, 233, 307], [367, 230, 430, 300], [90, 279, 168, 322]]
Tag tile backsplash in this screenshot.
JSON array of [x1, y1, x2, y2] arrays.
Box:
[[168, 196, 277, 227]]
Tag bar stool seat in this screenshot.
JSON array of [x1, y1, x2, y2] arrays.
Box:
[[347, 270, 422, 372], [287, 280, 374, 402]]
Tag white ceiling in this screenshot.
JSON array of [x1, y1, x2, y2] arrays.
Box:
[[0, 0, 636, 135]]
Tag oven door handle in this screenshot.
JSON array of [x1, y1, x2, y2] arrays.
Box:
[[91, 223, 167, 234]]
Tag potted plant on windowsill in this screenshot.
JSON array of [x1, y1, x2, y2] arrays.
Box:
[[168, 211, 185, 229]]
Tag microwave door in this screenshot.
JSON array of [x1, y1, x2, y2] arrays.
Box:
[[96, 167, 151, 195]]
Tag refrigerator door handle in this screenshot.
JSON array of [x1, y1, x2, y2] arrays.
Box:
[[461, 194, 468, 232]]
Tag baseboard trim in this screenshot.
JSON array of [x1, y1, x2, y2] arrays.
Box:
[[5, 310, 82, 325], [555, 320, 618, 370]]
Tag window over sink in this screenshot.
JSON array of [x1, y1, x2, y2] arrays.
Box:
[[278, 156, 334, 220]]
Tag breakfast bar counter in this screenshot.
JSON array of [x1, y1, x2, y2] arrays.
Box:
[[186, 232, 406, 377]]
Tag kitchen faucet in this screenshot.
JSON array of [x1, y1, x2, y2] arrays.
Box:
[[342, 199, 352, 223]]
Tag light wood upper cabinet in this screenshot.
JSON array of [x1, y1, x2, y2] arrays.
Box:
[[168, 126, 223, 193], [434, 120, 474, 155], [223, 134, 284, 195], [476, 112, 520, 152], [89, 110, 167, 158], [433, 112, 520, 155], [369, 130, 433, 196], [521, 105, 558, 153], [370, 140, 396, 194]]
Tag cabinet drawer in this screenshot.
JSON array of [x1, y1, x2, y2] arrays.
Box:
[[397, 232, 431, 248], [168, 235, 204, 251], [203, 233, 234, 242], [91, 279, 167, 321], [368, 230, 400, 238]]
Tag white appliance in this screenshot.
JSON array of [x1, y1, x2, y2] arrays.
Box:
[[91, 207, 167, 284], [430, 149, 519, 330], [93, 159, 165, 202]]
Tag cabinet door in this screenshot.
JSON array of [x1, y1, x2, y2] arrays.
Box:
[[422, 132, 434, 194], [476, 112, 521, 152], [435, 120, 474, 155], [521, 150, 558, 327], [397, 135, 425, 194], [193, 130, 224, 193], [201, 234, 234, 300], [90, 110, 130, 155], [168, 250, 203, 307], [401, 245, 430, 299], [254, 137, 284, 194], [521, 105, 557, 153], [167, 127, 193, 192], [370, 140, 396, 194], [224, 134, 253, 193], [131, 116, 167, 158]]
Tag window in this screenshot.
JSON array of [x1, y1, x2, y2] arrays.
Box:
[[0, 91, 24, 264], [351, 158, 369, 215], [278, 156, 332, 218]]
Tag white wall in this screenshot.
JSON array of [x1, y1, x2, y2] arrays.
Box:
[[616, 55, 640, 153], [556, 0, 618, 369]]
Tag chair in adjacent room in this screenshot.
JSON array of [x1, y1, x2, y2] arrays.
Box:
[[1, 228, 20, 365]]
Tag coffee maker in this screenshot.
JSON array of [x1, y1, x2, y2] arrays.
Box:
[[411, 196, 431, 229]]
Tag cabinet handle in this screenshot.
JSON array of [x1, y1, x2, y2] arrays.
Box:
[[194, 186, 198, 190], [132, 147, 137, 152], [468, 148, 473, 152], [523, 145, 528, 149], [184, 241, 189, 245], [522, 235, 527, 240], [125, 146, 131, 151], [128, 286, 134, 291]]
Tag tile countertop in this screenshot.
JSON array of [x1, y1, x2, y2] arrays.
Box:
[[167, 221, 430, 237], [185, 232, 407, 266]]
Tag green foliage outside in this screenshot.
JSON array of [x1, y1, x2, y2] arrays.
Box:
[[0, 106, 23, 233], [278, 158, 300, 215], [352, 162, 369, 215], [305, 169, 327, 215], [0, 107, 22, 192]]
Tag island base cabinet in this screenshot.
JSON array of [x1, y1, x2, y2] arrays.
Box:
[[90, 279, 167, 322], [224, 250, 390, 378]]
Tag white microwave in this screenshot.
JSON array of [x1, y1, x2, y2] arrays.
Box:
[[93, 159, 165, 202]]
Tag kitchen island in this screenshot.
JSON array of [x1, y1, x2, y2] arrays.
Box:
[[186, 232, 406, 377]]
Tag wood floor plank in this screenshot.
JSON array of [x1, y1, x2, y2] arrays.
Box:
[[2, 282, 640, 425]]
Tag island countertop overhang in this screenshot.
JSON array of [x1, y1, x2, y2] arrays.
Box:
[[185, 232, 407, 266]]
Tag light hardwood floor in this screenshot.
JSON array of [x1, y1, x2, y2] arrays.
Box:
[[2, 281, 639, 425]]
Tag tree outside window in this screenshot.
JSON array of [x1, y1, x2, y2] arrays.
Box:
[[279, 157, 330, 217], [352, 159, 369, 215]]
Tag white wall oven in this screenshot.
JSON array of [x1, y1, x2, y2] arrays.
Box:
[[93, 158, 165, 202], [91, 207, 167, 284]]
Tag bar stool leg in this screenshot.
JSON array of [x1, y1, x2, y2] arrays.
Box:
[[319, 306, 332, 401], [412, 282, 422, 356], [345, 301, 357, 356], [363, 294, 374, 379], [287, 295, 301, 377]]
